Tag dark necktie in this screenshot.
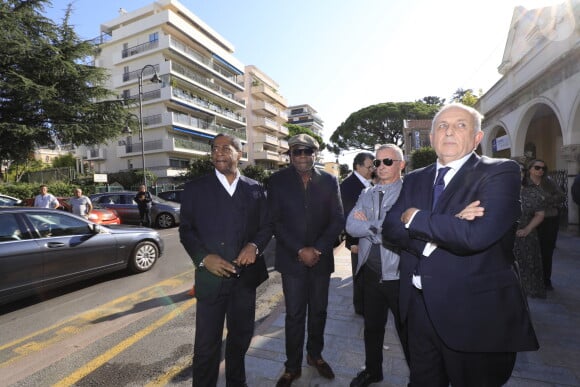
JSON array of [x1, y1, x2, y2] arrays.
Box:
[[378, 191, 384, 218], [432, 167, 451, 209]]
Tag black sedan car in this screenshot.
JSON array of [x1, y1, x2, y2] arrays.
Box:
[[0, 207, 164, 305]]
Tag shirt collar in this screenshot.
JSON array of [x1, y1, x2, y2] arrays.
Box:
[[353, 170, 372, 188]]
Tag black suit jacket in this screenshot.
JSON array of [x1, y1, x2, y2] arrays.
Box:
[[340, 172, 367, 248], [268, 166, 344, 276], [382, 154, 538, 353], [179, 172, 272, 300]]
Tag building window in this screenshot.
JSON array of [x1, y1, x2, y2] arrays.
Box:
[[169, 158, 190, 168], [149, 32, 159, 42]]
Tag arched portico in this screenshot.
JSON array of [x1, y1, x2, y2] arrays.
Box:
[[477, 3, 580, 226]]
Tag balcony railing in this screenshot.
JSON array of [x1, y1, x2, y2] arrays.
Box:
[[122, 65, 160, 82], [171, 62, 245, 106], [171, 112, 247, 140], [123, 89, 161, 102], [168, 36, 244, 87], [122, 40, 159, 58], [172, 87, 245, 123]]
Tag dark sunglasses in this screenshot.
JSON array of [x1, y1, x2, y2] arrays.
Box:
[[532, 165, 547, 171], [373, 158, 401, 167], [291, 148, 315, 156]]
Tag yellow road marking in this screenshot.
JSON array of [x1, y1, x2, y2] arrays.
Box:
[[53, 298, 196, 387], [145, 356, 193, 387], [0, 270, 193, 366]]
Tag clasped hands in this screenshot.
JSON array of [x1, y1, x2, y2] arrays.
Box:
[[202, 243, 258, 278], [298, 246, 321, 267], [400, 200, 485, 224]]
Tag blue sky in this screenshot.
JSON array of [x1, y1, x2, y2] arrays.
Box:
[[43, 0, 560, 161]]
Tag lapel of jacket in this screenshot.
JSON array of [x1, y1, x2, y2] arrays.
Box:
[[435, 154, 480, 210]]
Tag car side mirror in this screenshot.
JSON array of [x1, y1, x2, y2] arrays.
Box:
[[90, 223, 102, 234]]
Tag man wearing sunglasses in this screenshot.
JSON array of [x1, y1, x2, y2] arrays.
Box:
[[381, 103, 538, 386], [346, 144, 409, 387], [340, 151, 375, 315], [268, 133, 344, 387]]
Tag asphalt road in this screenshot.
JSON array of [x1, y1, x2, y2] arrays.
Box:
[[0, 228, 282, 386]]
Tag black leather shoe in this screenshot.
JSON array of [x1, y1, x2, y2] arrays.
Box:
[[307, 355, 335, 379], [350, 369, 383, 387], [275, 369, 301, 387]]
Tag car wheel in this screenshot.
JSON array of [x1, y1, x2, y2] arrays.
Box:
[[156, 213, 175, 228], [129, 241, 159, 273]]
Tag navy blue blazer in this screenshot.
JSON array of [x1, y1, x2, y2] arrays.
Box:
[[179, 172, 272, 300], [340, 173, 366, 248], [382, 154, 538, 353], [268, 166, 344, 276]]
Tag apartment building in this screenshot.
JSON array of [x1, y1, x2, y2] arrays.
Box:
[[80, 0, 247, 185], [241, 65, 289, 170], [286, 104, 324, 138]]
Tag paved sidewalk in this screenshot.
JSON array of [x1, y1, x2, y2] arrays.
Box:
[[225, 230, 580, 386]]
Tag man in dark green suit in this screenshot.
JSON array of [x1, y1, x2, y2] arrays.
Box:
[[179, 133, 272, 387]]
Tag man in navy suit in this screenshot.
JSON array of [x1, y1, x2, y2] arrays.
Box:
[[179, 133, 272, 387], [382, 103, 538, 386], [268, 133, 344, 387], [340, 152, 375, 315]]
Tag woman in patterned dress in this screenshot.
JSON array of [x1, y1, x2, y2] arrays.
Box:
[[514, 165, 547, 298]]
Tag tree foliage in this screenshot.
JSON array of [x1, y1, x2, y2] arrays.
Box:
[[0, 0, 128, 163], [329, 101, 440, 152], [417, 96, 446, 106], [451, 88, 481, 107], [284, 123, 325, 151], [181, 156, 214, 181], [52, 153, 76, 168], [241, 164, 270, 185], [410, 147, 437, 170]]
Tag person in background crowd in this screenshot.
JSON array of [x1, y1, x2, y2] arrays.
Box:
[[33, 184, 59, 209], [382, 103, 538, 386], [346, 144, 409, 387], [527, 159, 565, 290], [179, 133, 272, 387], [70, 188, 93, 219], [340, 151, 375, 315], [514, 164, 546, 298], [134, 184, 152, 227], [572, 173, 580, 206], [268, 133, 344, 387]]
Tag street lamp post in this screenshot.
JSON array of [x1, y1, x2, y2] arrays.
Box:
[[136, 64, 162, 188]]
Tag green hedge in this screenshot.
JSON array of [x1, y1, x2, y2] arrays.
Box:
[[1, 182, 96, 201]]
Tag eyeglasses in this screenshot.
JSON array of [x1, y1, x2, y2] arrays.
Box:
[[532, 165, 547, 171], [211, 145, 234, 154], [291, 148, 315, 156], [373, 158, 401, 167]]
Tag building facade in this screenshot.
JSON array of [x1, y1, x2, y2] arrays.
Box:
[[477, 1, 580, 225], [241, 65, 289, 170], [79, 0, 247, 185], [286, 104, 324, 138]]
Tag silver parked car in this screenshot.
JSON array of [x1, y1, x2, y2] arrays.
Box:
[[0, 207, 163, 305], [90, 191, 180, 228]]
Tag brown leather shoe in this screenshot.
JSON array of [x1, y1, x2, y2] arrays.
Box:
[[275, 369, 301, 387], [307, 355, 335, 379]]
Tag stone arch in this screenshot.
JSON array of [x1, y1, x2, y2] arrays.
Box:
[[485, 123, 512, 159], [513, 97, 564, 169]]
